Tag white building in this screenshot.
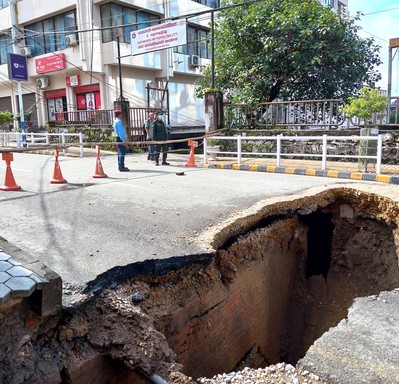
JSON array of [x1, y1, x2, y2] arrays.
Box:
[[0, 0, 347, 131], [320, 0, 348, 14], [0, 0, 218, 130]]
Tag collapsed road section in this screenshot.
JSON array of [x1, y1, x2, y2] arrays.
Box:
[[0, 185, 399, 383]]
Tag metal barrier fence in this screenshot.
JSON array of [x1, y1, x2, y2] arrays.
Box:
[[224, 99, 347, 130], [0, 132, 85, 157], [224, 97, 399, 130], [204, 134, 383, 174]]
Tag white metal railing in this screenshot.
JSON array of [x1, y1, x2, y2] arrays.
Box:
[[204, 134, 383, 174], [0, 131, 85, 157]]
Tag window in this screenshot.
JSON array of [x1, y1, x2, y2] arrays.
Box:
[[47, 97, 67, 121], [101, 3, 159, 43], [337, 1, 347, 14], [0, 32, 12, 64], [193, 0, 220, 8], [25, 11, 77, 56], [174, 26, 211, 59], [0, 0, 8, 9], [321, 0, 335, 8]]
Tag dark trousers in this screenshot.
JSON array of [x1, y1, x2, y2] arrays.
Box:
[[155, 143, 168, 163], [115, 137, 126, 169]]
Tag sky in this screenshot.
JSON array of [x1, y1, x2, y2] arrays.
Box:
[[347, 1, 399, 96]]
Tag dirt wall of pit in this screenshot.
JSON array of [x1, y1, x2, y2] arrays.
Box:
[[140, 191, 399, 379], [141, 219, 306, 379]]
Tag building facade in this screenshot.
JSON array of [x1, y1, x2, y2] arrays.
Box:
[[0, 0, 219, 130], [320, 0, 348, 14], [0, 0, 346, 131]]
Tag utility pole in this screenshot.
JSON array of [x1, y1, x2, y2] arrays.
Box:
[[114, 30, 130, 142], [117, 36, 124, 101], [388, 38, 399, 100], [10, 0, 26, 146]]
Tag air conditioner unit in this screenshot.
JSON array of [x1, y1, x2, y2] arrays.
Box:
[[65, 34, 78, 46], [36, 77, 49, 89], [21, 47, 32, 57], [189, 55, 200, 67]]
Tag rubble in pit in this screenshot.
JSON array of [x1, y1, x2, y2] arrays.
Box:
[[0, 287, 191, 384]]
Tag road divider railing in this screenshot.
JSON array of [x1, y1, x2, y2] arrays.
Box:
[[204, 134, 383, 174], [1, 131, 85, 157]]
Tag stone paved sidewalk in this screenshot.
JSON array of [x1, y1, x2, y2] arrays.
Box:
[[0, 249, 46, 305], [0, 239, 62, 316]]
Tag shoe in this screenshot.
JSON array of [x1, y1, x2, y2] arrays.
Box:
[[119, 167, 130, 172], [162, 162, 170, 165], [155, 161, 159, 166]]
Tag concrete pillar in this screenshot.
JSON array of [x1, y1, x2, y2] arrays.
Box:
[[204, 91, 224, 132]]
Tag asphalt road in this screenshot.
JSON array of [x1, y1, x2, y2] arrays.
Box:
[[0, 151, 363, 289]]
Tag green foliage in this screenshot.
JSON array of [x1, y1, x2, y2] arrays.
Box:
[[198, 0, 382, 103], [0, 111, 13, 126], [194, 66, 214, 99], [341, 87, 389, 120], [208, 138, 220, 146]]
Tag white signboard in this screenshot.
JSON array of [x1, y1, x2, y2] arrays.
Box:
[[131, 20, 187, 55]]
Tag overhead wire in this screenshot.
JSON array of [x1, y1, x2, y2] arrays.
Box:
[[0, 0, 264, 125]]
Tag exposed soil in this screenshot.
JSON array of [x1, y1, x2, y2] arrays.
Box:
[[1, 185, 399, 384]]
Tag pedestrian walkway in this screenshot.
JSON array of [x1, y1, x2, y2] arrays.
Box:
[[200, 157, 399, 185], [0, 239, 61, 316]]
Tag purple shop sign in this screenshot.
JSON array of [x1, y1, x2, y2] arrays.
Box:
[[7, 53, 28, 81]]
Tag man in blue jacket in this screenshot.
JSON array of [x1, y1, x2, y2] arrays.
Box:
[[113, 109, 129, 172]]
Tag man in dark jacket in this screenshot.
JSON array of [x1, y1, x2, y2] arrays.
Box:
[[153, 113, 170, 166]]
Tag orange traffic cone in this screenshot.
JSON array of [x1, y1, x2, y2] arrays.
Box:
[[0, 153, 21, 191], [185, 140, 198, 168], [93, 145, 108, 178], [50, 148, 67, 184]]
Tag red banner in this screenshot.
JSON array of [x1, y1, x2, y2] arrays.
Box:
[[35, 54, 66, 74]]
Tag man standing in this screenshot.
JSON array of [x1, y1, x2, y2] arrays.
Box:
[[153, 113, 170, 166], [113, 109, 129, 172], [145, 112, 155, 160]]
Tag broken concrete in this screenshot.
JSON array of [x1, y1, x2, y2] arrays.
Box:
[[299, 290, 399, 383]]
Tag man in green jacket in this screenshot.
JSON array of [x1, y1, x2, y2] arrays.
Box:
[[153, 113, 170, 166]]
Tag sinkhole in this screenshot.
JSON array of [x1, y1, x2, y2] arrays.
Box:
[[2, 191, 399, 384], [137, 198, 399, 380]]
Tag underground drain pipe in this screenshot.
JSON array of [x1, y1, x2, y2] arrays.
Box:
[[135, 367, 169, 384]]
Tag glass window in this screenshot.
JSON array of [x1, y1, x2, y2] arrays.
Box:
[[101, 3, 159, 43], [101, 4, 112, 42], [174, 26, 211, 59], [0, 0, 8, 9], [123, 8, 137, 43], [25, 11, 77, 56], [187, 27, 197, 56], [26, 23, 45, 56], [193, 0, 220, 8], [0, 33, 13, 65], [199, 30, 209, 58], [137, 11, 159, 30], [322, 0, 335, 7], [43, 19, 56, 52]]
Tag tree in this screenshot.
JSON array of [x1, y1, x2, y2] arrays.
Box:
[[197, 0, 382, 103], [341, 87, 388, 125], [0, 111, 13, 126]]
